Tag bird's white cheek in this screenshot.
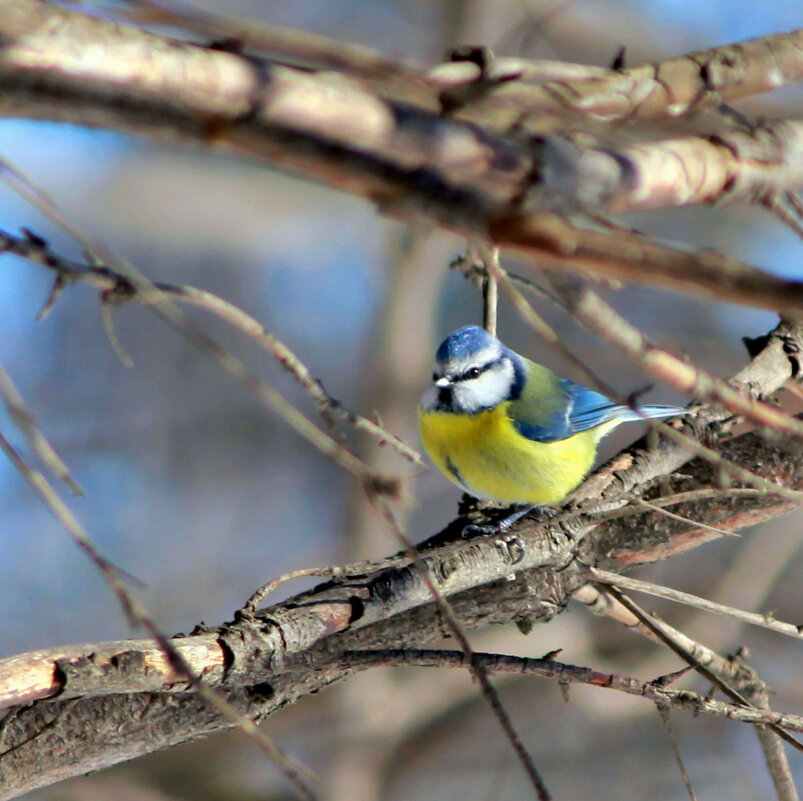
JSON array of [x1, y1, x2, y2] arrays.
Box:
[[461, 373, 508, 410]]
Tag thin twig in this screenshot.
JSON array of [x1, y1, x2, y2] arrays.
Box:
[[603, 586, 803, 754], [656, 704, 698, 801], [588, 568, 803, 641], [240, 566, 345, 617], [480, 245, 499, 337], [338, 648, 803, 732], [0, 361, 82, 495], [0, 430, 139, 624], [0, 159, 383, 483], [585, 487, 765, 527], [633, 497, 741, 537], [0, 227, 424, 466]]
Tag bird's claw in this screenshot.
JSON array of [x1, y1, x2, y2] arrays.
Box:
[[461, 504, 551, 537], [461, 522, 499, 538]]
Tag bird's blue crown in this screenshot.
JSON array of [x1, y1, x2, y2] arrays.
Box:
[[435, 325, 496, 362]]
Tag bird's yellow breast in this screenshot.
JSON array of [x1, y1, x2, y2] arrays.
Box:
[[418, 403, 606, 506]]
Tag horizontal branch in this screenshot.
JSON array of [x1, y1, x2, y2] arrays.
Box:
[[525, 120, 803, 213], [1, 3, 803, 311], [342, 648, 803, 732]]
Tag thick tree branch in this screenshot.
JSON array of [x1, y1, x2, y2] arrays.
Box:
[[446, 28, 803, 128], [1, 3, 803, 312]]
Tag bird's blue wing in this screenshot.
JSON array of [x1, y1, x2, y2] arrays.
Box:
[[564, 380, 688, 429], [562, 381, 628, 433], [511, 375, 686, 443], [512, 380, 622, 442]]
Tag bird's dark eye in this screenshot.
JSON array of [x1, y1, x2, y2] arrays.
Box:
[[467, 367, 481, 379], [432, 372, 438, 382]]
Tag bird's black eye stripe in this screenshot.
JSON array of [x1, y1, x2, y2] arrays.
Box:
[[458, 364, 490, 381]]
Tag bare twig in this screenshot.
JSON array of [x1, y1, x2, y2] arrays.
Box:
[[656, 704, 698, 801], [0, 158, 385, 483], [632, 497, 741, 538], [240, 566, 345, 617], [0, 361, 82, 495], [602, 586, 803, 754], [339, 649, 803, 733], [0, 430, 138, 625], [587, 568, 803, 641], [1, 228, 424, 466], [481, 246, 499, 337]]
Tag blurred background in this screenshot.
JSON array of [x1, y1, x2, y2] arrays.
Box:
[[1, 0, 802, 799]]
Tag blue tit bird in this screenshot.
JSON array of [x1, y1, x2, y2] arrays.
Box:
[[418, 326, 687, 508]]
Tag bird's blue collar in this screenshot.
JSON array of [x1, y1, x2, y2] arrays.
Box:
[[507, 349, 526, 401]]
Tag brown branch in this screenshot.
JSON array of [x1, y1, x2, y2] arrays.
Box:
[[603, 587, 803, 754], [573, 585, 764, 689], [338, 648, 803, 732], [524, 120, 803, 214], [1, 3, 803, 311], [448, 28, 803, 128], [574, 584, 801, 800], [488, 214, 803, 314]]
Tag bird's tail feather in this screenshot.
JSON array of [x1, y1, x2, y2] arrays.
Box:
[[620, 405, 689, 422]]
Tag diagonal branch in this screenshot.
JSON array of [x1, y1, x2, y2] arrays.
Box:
[[446, 28, 803, 128]]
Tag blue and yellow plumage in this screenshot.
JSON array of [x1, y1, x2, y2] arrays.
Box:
[[418, 326, 687, 507]]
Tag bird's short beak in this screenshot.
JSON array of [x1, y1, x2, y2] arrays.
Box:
[[434, 377, 451, 388]]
